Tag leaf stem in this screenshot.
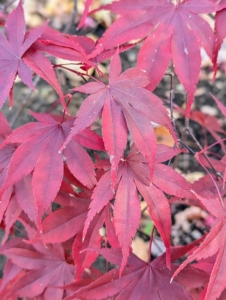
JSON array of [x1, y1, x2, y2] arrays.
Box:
[[148, 225, 155, 262], [165, 73, 178, 139]]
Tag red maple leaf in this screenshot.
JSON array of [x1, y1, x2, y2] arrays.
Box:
[[0, 111, 104, 224], [1, 195, 22, 245], [34, 26, 137, 78], [172, 192, 226, 300], [192, 174, 226, 200], [0, 178, 37, 244], [0, 1, 65, 108], [72, 203, 117, 280], [0, 259, 23, 300], [93, 0, 216, 117], [77, 0, 94, 29], [0, 236, 75, 300], [0, 113, 37, 225], [39, 191, 91, 245], [37, 186, 118, 280], [212, 93, 226, 118], [84, 144, 192, 272], [213, 0, 226, 76], [66, 245, 208, 300], [63, 52, 176, 183], [0, 114, 19, 235]]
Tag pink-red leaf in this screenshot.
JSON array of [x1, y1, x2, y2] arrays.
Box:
[[211, 94, 226, 117], [63, 53, 175, 180], [84, 145, 187, 272], [41, 197, 90, 244], [1, 239, 75, 299], [94, 0, 216, 117], [0, 112, 97, 225], [172, 193, 226, 300], [69, 247, 207, 300], [0, 1, 50, 107], [114, 164, 140, 273], [77, 0, 94, 29]]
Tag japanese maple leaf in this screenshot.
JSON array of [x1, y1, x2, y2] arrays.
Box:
[[66, 245, 208, 300], [0, 113, 38, 224], [213, 0, 226, 77], [1, 174, 42, 245], [212, 93, 226, 118], [84, 144, 192, 272], [33, 26, 137, 78], [38, 191, 91, 245], [0, 259, 22, 300], [77, 0, 94, 29], [0, 111, 104, 224], [0, 238, 75, 300], [192, 174, 226, 199], [1, 195, 22, 245], [0, 1, 64, 108], [63, 52, 176, 183], [0, 114, 17, 228], [0, 112, 11, 138], [93, 0, 216, 118], [72, 204, 117, 280], [37, 187, 117, 279], [172, 192, 226, 300], [0, 112, 14, 176], [33, 27, 89, 63]]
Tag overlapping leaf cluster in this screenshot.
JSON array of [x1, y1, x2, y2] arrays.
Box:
[[1, 1, 226, 299]]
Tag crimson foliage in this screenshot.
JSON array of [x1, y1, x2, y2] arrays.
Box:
[[0, 1, 226, 299]]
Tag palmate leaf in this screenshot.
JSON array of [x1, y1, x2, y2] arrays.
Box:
[[0, 115, 17, 229], [77, 0, 94, 29], [0, 112, 11, 137], [1, 195, 22, 245], [0, 112, 104, 225], [84, 144, 192, 273], [92, 0, 216, 117], [172, 192, 226, 300], [0, 259, 22, 298], [39, 192, 91, 244], [72, 204, 114, 280], [213, 0, 226, 76], [66, 246, 208, 300], [0, 238, 75, 300], [0, 1, 66, 108], [33, 188, 116, 280], [211, 93, 226, 117], [0, 114, 38, 224], [63, 52, 176, 183], [34, 27, 139, 77]]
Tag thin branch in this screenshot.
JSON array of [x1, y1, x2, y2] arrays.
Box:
[[165, 73, 178, 139], [9, 76, 40, 127], [1, 0, 17, 12], [196, 155, 225, 207], [148, 226, 155, 262], [141, 205, 148, 215], [185, 118, 223, 180], [178, 139, 196, 155], [63, 0, 78, 33]]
